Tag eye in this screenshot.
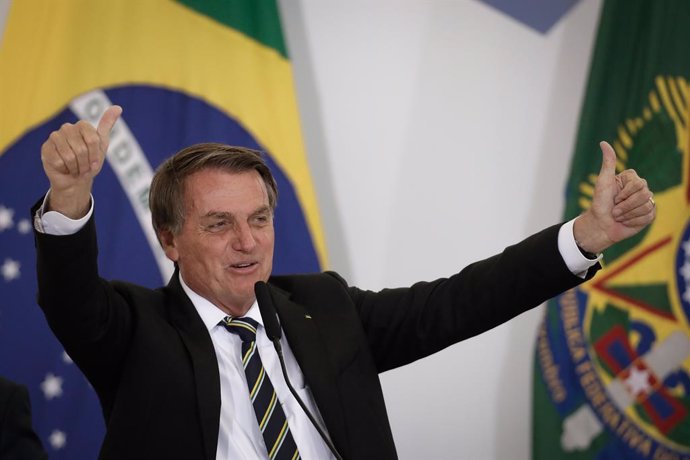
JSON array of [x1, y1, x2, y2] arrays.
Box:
[[252, 214, 271, 226], [206, 220, 227, 231]]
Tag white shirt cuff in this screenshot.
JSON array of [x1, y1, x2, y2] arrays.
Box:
[[558, 218, 602, 278], [33, 190, 94, 235]]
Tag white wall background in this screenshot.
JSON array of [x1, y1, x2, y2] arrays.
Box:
[[0, 0, 603, 458]]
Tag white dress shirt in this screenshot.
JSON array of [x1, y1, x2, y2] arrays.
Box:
[[35, 193, 600, 459], [181, 278, 334, 459]]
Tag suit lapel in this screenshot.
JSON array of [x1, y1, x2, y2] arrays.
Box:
[[163, 275, 350, 459], [268, 285, 350, 457], [165, 273, 220, 460]]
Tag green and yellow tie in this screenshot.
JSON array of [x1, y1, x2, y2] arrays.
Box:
[[222, 316, 300, 460]]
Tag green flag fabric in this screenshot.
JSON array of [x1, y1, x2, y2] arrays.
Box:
[[533, 2, 690, 459]]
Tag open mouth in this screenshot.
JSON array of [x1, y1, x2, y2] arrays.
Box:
[[230, 262, 257, 269]]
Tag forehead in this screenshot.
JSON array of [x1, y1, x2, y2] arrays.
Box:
[[182, 168, 269, 213]]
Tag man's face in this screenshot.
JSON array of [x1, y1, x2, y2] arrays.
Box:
[[160, 168, 275, 316]]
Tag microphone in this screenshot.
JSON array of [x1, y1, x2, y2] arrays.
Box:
[[254, 281, 343, 460], [255, 281, 283, 344]]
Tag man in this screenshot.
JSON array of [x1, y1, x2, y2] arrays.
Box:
[[0, 376, 48, 460], [33, 106, 655, 459]]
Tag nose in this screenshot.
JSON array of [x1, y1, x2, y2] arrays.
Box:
[[231, 222, 257, 252]]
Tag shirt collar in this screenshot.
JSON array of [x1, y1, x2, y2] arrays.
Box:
[[178, 273, 264, 332]]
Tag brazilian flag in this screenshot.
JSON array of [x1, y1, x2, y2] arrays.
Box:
[[533, 1, 690, 459], [0, 1, 326, 458]]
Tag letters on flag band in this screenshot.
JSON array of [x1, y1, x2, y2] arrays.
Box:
[[533, 2, 690, 459], [0, 1, 327, 458]]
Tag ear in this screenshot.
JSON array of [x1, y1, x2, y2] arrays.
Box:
[[158, 229, 179, 262]]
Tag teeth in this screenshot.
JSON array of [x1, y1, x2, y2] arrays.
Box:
[[234, 263, 252, 268]]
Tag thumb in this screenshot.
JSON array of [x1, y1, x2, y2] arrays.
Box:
[[598, 141, 617, 180], [96, 105, 123, 139]]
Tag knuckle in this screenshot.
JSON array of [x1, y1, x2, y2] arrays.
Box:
[[84, 134, 100, 147], [74, 144, 88, 158]]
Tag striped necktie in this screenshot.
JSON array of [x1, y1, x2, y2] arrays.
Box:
[[222, 316, 301, 460]]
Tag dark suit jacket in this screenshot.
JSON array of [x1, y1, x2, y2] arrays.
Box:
[[34, 210, 596, 459], [0, 377, 48, 460]]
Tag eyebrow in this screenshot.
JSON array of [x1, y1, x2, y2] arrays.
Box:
[[201, 211, 231, 220], [200, 206, 272, 220]]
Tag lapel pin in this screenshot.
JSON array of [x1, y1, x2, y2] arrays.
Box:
[[305, 314, 312, 320]]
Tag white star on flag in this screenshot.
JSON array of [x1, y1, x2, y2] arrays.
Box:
[[17, 218, 31, 234], [48, 430, 67, 450], [0, 205, 14, 231], [62, 351, 73, 364], [682, 239, 690, 257], [41, 373, 64, 400], [681, 261, 690, 283], [1, 258, 20, 282]]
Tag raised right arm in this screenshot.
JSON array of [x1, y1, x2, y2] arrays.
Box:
[[40, 105, 121, 218]]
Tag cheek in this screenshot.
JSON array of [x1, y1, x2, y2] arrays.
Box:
[[177, 237, 219, 266], [262, 228, 275, 249]]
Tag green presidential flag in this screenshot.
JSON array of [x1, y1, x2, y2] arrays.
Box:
[[0, 1, 326, 458], [533, 2, 690, 459]]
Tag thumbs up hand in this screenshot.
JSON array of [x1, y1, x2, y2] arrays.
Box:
[[573, 141, 656, 254], [40, 105, 122, 219]]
